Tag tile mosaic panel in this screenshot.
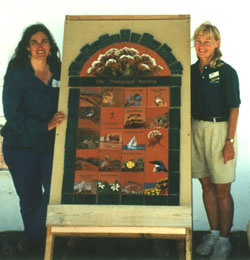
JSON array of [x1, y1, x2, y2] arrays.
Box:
[[62, 30, 182, 206]]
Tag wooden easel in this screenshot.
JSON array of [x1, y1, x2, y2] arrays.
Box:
[[44, 15, 192, 260]]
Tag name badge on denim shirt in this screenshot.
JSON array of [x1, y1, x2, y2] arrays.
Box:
[[209, 71, 220, 84], [52, 79, 60, 88]]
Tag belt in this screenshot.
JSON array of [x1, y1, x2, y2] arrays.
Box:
[[193, 116, 228, 122]]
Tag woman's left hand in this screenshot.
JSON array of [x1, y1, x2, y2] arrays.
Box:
[[223, 142, 235, 164], [48, 112, 67, 131]]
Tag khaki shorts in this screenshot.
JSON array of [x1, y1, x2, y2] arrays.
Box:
[[191, 119, 237, 184]]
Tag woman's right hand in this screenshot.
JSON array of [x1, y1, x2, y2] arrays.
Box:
[[48, 112, 67, 131]]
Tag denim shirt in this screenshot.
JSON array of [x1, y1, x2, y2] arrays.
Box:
[[1, 61, 60, 153], [191, 60, 241, 119]]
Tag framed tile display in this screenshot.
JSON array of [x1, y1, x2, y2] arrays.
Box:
[[48, 13, 191, 231]]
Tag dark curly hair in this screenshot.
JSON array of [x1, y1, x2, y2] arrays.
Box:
[[6, 23, 61, 74]]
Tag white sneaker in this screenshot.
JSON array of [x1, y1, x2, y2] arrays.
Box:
[[210, 239, 231, 260], [195, 234, 219, 256]]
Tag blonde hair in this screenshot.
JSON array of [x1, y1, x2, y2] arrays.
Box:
[[192, 22, 223, 68]]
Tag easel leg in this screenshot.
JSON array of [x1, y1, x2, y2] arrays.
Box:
[[44, 227, 55, 260], [185, 228, 192, 260], [177, 240, 185, 260]]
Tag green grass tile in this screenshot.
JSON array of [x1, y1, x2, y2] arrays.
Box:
[[139, 33, 153, 45], [157, 44, 172, 56], [149, 39, 161, 50], [110, 34, 121, 43], [170, 87, 181, 107], [99, 34, 113, 47], [131, 33, 141, 43], [89, 40, 102, 55], [75, 52, 88, 68], [168, 194, 180, 205], [165, 52, 177, 65], [68, 61, 81, 76], [169, 109, 180, 129], [121, 195, 144, 205], [74, 194, 97, 204], [169, 128, 180, 150], [139, 33, 161, 50], [64, 149, 76, 171], [170, 76, 182, 87], [97, 195, 120, 205], [145, 195, 168, 205], [65, 129, 77, 150], [120, 29, 131, 42], [68, 88, 80, 105], [62, 170, 75, 194], [169, 61, 183, 75], [61, 193, 74, 204], [80, 44, 91, 55], [168, 171, 180, 195], [169, 150, 180, 172]]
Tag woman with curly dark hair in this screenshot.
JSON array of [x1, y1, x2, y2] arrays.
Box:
[[1, 23, 66, 254]]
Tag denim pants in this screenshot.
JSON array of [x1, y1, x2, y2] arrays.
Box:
[[2, 140, 53, 243]]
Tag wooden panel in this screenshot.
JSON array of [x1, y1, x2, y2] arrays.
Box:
[[49, 226, 189, 239], [47, 205, 191, 228], [66, 15, 190, 21]]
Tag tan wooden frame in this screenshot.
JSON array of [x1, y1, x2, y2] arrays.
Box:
[[45, 15, 192, 260]]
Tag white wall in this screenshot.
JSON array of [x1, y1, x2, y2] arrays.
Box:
[[0, 171, 23, 231], [0, 0, 249, 232]]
